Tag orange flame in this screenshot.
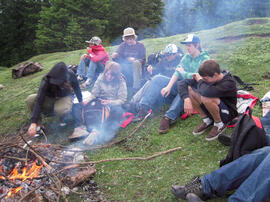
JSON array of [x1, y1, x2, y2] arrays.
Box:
[[8, 161, 43, 182], [3, 161, 43, 198], [5, 186, 23, 199], [0, 166, 5, 180]]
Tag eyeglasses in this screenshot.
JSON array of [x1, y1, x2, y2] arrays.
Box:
[[124, 36, 135, 40]]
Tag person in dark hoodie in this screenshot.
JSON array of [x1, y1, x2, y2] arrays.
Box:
[[26, 62, 82, 137], [178, 59, 238, 141], [77, 36, 110, 88]]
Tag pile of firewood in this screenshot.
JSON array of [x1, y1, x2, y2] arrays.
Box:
[[0, 135, 96, 201]]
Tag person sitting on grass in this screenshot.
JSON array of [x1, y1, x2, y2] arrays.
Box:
[[112, 27, 146, 93], [69, 61, 127, 145], [171, 145, 270, 202], [77, 36, 109, 88], [27, 62, 82, 137], [146, 43, 183, 78], [178, 59, 238, 141], [127, 44, 183, 112], [132, 34, 209, 132]]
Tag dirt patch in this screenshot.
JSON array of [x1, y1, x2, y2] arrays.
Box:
[[246, 19, 268, 25], [216, 33, 270, 43]]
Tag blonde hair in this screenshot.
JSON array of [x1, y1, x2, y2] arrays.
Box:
[[102, 61, 122, 83]]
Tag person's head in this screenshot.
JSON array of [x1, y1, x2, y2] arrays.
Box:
[[85, 36, 102, 46], [102, 61, 121, 84], [122, 27, 137, 45], [198, 59, 221, 83], [47, 62, 68, 86], [163, 44, 178, 61], [181, 34, 202, 55]]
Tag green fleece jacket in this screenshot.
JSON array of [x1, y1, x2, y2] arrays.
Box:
[[174, 51, 210, 79]]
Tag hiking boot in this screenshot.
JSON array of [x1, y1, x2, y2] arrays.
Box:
[[132, 105, 149, 122], [158, 116, 171, 134], [218, 133, 232, 146], [77, 75, 84, 81], [193, 122, 212, 136], [68, 126, 89, 140], [171, 176, 203, 200], [186, 193, 204, 202], [205, 124, 227, 141]]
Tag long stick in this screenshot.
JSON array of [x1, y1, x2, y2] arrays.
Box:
[[18, 133, 52, 170], [48, 146, 181, 165]]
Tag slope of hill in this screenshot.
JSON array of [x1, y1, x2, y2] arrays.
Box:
[[0, 17, 270, 201]]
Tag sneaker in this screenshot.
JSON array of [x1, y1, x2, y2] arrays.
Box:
[[132, 106, 149, 122], [68, 126, 89, 140], [171, 176, 203, 200], [158, 116, 171, 134], [83, 129, 99, 146], [218, 133, 232, 146], [77, 75, 83, 81], [193, 122, 212, 136], [205, 124, 227, 141]]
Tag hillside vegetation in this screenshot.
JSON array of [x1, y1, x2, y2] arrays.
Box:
[[1, 17, 270, 201]]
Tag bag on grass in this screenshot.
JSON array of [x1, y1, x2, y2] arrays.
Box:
[[72, 99, 110, 131], [220, 107, 267, 167]]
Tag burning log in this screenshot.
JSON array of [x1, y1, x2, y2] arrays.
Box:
[[63, 166, 96, 188]]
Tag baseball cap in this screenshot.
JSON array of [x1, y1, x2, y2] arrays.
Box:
[[164, 44, 178, 55], [85, 36, 102, 45], [181, 34, 200, 44]]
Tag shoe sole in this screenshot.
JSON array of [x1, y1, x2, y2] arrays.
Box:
[[158, 128, 169, 134], [205, 126, 227, 141], [193, 129, 207, 136]]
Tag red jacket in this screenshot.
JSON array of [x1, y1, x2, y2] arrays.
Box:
[[87, 44, 110, 65]]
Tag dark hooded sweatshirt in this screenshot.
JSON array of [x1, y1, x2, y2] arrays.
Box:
[[178, 71, 238, 121], [31, 62, 82, 123]]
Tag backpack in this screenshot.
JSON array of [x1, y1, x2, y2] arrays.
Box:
[[12, 62, 43, 79], [220, 107, 267, 167], [72, 99, 110, 131]]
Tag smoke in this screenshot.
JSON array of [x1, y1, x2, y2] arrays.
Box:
[[155, 0, 270, 37]]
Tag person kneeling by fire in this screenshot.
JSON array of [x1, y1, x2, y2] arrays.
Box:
[[69, 61, 127, 146]]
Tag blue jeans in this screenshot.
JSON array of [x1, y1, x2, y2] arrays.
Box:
[[201, 146, 270, 202], [77, 57, 104, 79], [139, 75, 184, 120], [260, 110, 270, 145]]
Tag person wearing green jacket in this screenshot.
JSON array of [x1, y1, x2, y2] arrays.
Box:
[[133, 34, 210, 133]]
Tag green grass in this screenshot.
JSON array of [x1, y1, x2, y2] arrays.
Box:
[[1, 17, 270, 201]]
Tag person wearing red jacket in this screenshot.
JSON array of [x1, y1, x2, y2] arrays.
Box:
[[77, 36, 110, 87]]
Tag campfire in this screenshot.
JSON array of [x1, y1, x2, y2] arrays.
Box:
[[0, 135, 96, 201], [0, 113, 181, 201]]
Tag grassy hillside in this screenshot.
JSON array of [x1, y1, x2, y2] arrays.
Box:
[[1, 17, 270, 201]]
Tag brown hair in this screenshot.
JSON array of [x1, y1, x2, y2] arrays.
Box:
[[198, 59, 220, 77], [102, 61, 122, 84]]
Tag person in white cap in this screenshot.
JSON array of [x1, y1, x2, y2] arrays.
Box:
[[77, 36, 109, 88], [112, 27, 146, 93], [146, 44, 183, 78], [132, 34, 209, 132]]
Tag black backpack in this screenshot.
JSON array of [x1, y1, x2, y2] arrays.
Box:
[[220, 108, 267, 167], [72, 99, 109, 131]]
